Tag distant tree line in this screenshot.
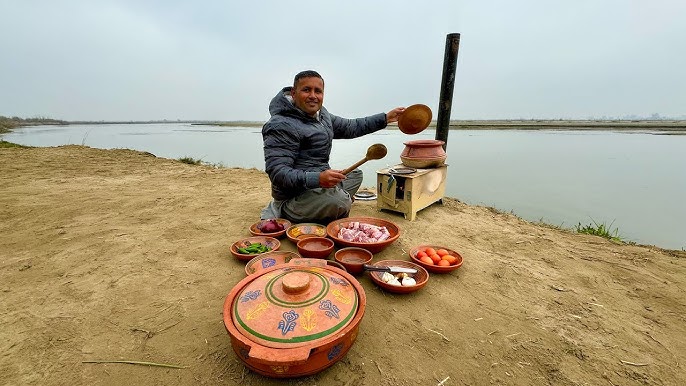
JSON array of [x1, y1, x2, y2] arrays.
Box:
[[0, 116, 67, 133]]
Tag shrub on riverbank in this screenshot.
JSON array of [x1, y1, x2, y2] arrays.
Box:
[[0, 140, 30, 148], [0, 116, 67, 134], [575, 219, 624, 242], [178, 156, 202, 165]]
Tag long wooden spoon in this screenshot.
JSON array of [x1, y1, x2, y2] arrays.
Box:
[[341, 144, 388, 175]]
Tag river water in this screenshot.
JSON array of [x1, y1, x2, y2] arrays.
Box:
[[4, 123, 685, 250]]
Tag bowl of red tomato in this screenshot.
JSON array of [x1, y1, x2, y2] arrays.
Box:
[[408, 245, 463, 273]]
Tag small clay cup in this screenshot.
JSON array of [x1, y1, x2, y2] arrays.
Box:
[[334, 247, 373, 275], [297, 237, 334, 259]]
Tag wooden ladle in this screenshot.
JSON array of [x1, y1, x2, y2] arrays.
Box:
[[341, 144, 387, 175]]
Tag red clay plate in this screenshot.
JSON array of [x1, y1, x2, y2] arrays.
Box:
[[244, 251, 302, 276]]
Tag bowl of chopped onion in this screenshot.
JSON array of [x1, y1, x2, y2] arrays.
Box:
[[326, 216, 400, 254]]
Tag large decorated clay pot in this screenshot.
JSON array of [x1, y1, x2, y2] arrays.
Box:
[[223, 258, 366, 378], [399, 139, 447, 168]]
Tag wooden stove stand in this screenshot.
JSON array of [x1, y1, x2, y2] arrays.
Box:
[[375, 165, 447, 221]]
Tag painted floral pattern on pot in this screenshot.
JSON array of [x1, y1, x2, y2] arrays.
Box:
[[240, 290, 261, 302], [319, 300, 340, 319], [278, 310, 299, 335], [232, 269, 358, 345], [224, 261, 367, 378], [327, 343, 344, 361]]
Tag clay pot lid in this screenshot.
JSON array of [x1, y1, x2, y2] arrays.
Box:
[[389, 166, 417, 175], [230, 264, 360, 349], [398, 104, 432, 134]]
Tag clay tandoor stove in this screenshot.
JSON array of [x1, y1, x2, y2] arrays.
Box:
[[376, 139, 447, 221]]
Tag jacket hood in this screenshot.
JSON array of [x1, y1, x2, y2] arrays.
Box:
[[268, 87, 322, 122]]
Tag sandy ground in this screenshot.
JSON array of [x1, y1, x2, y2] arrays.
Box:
[[1, 145, 685, 386]]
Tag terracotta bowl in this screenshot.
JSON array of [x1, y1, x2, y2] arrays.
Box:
[[286, 257, 348, 273], [326, 216, 400, 254], [297, 237, 334, 259], [400, 139, 446, 158], [409, 245, 463, 273], [368, 260, 428, 294], [400, 155, 446, 169], [334, 247, 373, 275], [249, 218, 292, 239], [230, 236, 281, 262], [286, 223, 328, 244], [244, 251, 301, 276]]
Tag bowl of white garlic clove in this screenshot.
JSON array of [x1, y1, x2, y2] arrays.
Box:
[[368, 260, 428, 294]]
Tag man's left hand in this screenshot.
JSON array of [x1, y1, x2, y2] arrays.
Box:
[[386, 107, 406, 124]]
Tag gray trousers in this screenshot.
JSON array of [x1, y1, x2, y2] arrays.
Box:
[[261, 169, 363, 225]]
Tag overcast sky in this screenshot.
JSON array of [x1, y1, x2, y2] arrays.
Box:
[[1, 0, 685, 121]]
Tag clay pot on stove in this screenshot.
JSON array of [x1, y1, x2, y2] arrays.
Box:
[[223, 258, 366, 378], [400, 139, 447, 169]]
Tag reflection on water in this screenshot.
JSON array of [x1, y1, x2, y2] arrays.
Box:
[[3, 123, 685, 250]]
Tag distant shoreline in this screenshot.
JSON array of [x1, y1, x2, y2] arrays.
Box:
[[196, 119, 686, 133], [3, 119, 686, 135]]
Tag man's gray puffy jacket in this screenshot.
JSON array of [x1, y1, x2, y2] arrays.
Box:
[[262, 87, 387, 201]]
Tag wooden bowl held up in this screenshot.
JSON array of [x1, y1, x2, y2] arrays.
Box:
[[334, 247, 373, 275], [409, 245, 463, 273], [230, 236, 281, 262], [368, 260, 428, 294], [297, 237, 334, 259], [326, 216, 400, 254], [249, 218, 292, 239], [397, 104, 432, 135]]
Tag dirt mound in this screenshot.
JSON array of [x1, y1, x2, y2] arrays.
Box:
[[1, 145, 684, 385]]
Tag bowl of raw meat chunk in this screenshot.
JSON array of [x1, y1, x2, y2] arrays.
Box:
[[326, 217, 400, 254]]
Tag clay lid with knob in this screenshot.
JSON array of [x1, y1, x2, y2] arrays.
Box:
[[231, 265, 360, 349], [398, 104, 432, 134]]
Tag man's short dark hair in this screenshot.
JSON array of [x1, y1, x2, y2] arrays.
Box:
[[293, 70, 324, 88]]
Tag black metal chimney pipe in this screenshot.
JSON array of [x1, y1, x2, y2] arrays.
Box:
[[435, 33, 461, 150]]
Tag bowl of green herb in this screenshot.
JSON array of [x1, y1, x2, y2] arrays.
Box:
[[230, 236, 281, 262]]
